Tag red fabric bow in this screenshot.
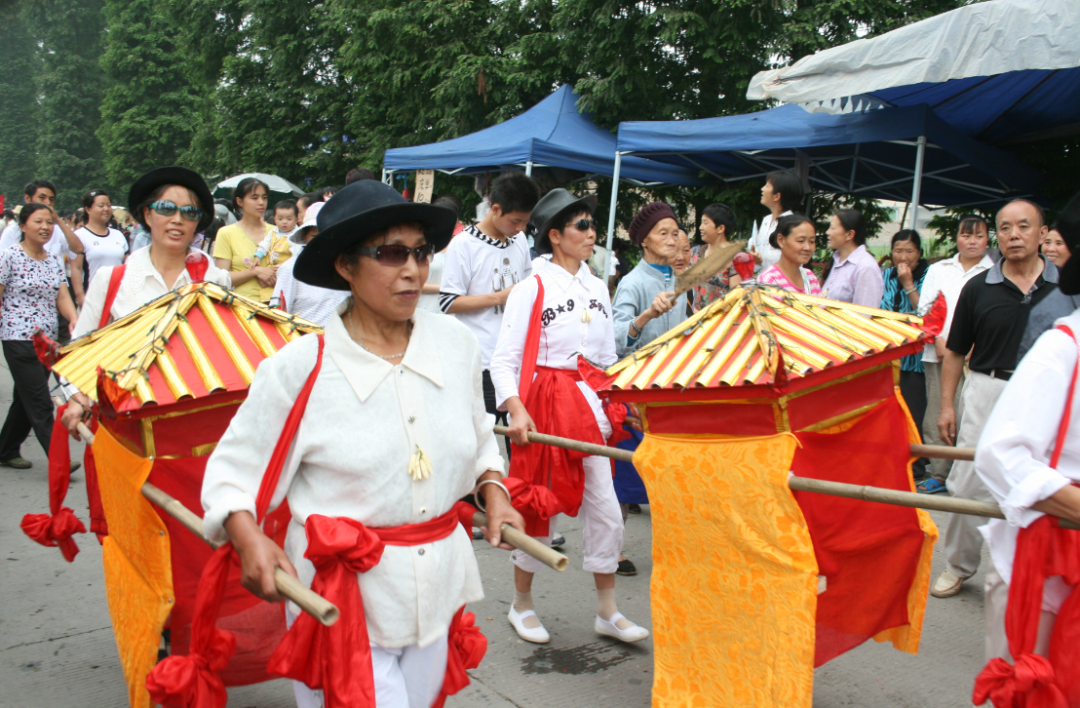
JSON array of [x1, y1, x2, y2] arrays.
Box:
[[973, 513, 1080, 707], [974, 654, 1064, 708], [432, 607, 487, 708], [268, 515, 386, 708], [503, 478, 563, 524], [921, 291, 948, 338], [20, 405, 86, 561], [146, 545, 237, 708]]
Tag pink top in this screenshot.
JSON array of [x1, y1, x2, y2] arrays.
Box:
[[757, 264, 822, 295]]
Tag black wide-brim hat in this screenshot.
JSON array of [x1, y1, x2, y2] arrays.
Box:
[[128, 166, 215, 232], [294, 180, 457, 290], [529, 189, 598, 254], [1055, 191, 1080, 295]]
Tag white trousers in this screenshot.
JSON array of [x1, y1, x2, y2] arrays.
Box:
[[944, 371, 1007, 579], [984, 560, 1058, 664], [286, 608, 448, 708], [511, 454, 624, 574]]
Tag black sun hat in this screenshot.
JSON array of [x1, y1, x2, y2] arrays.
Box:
[[528, 189, 598, 254], [128, 166, 215, 232], [294, 180, 457, 290], [1054, 191, 1080, 295]]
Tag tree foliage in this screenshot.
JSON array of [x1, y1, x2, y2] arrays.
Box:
[[0, 2, 40, 207], [27, 0, 110, 207]]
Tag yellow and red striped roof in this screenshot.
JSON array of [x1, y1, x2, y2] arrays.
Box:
[[604, 284, 927, 393], [53, 283, 321, 409]]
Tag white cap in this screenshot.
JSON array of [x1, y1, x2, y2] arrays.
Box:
[[291, 201, 324, 245]]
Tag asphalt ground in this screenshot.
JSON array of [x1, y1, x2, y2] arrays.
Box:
[[1, 368, 989, 707]]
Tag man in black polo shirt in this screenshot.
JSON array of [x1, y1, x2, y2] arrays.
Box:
[[931, 199, 1080, 599]]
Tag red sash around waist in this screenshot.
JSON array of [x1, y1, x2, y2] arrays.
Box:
[[268, 507, 469, 708], [509, 366, 604, 536]]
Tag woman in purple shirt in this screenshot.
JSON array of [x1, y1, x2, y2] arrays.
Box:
[[821, 208, 884, 308]]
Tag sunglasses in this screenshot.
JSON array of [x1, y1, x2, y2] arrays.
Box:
[[357, 243, 435, 266], [149, 200, 203, 222], [572, 218, 598, 232]]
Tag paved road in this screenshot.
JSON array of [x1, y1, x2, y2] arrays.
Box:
[[1, 367, 989, 707]]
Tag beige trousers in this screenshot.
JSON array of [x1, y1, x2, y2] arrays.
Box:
[[924, 361, 965, 483], [944, 371, 1006, 578], [984, 561, 1057, 664]]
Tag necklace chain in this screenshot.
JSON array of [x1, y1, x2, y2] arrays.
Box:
[[344, 310, 409, 361]]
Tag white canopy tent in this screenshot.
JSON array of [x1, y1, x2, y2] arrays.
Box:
[[747, 0, 1080, 118]]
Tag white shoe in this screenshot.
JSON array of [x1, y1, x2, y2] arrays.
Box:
[[595, 613, 650, 643], [509, 605, 550, 643], [931, 569, 965, 598]]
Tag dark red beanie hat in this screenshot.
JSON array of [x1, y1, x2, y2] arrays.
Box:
[[628, 202, 678, 245]]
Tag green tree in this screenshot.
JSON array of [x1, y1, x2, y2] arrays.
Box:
[[98, 0, 202, 193], [0, 1, 40, 208], [28, 0, 110, 208]]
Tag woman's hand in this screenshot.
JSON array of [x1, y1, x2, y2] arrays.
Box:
[[624, 403, 643, 432], [225, 510, 298, 603], [505, 397, 536, 447], [896, 262, 914, 290], [934, 336, 947, 360], [253, 266, 278, 288], [478, 476, 525, 550], [749, 244, 762, 265]]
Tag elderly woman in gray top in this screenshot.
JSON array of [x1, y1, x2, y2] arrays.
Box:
[[611, 202, 688, 358]]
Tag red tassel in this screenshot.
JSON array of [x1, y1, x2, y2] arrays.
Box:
[[922, 291, 948, 338], [20, 405, 86, 561]]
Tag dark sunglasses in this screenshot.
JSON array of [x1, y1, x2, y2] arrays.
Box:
[[357, 243, 435, 266], [572, 218, 598, 231], [149, 200, 203, 222]]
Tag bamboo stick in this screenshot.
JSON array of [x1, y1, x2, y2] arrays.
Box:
[[73, 420, 340, 627], [471, 512, 568, 571], [911, 443, 975, 462], [493, 425, 1080, 530]]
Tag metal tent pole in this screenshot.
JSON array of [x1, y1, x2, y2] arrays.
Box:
[[603, 152, 624, 281], [909, 136, 926, 230], [525, 161, 534, 177]]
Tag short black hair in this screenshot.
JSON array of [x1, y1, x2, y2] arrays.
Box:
[[489, 172, 541, 215], [345, 168, 375, 185], [766, 171, 804, 213], [834, 208, 867, 246], [274, 199, 298, 216], [957, 214, 989, 239], [81, 189, 110, 210], [891, 228, 922, 251], [769, 213, 814, 249], [319, 186, 337, 200], [432, 197, 460, 218], [701, 203, 736, 239], [232, 177, 268, 209], [23, 179, 57, 200]]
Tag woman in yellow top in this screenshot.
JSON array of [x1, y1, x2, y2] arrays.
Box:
[[213, 177, 277, 302]]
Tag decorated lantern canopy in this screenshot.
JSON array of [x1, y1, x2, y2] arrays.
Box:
[[36, 283, 320, 708], [595, 283, 939, 708]]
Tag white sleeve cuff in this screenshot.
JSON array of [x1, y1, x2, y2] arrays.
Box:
[[1001, 467, 1072, 528], [201, 489, 257, 544]]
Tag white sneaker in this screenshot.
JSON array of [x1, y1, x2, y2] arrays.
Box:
[[931, 569, 965, 598], [509, 605, 550, 644], [595, 613, 650, 643]]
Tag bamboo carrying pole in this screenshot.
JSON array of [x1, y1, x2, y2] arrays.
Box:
[[493, 426, 1080, 531], [471, 512, 568, 571], [71, 420, 341, 627]]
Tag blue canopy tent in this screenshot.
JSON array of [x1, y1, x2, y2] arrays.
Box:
[[382, 84, 703, 187], [601, 103, 1044, 266]]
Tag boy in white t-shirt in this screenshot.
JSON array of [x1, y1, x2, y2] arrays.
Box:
[[439, 172, 541, 424]]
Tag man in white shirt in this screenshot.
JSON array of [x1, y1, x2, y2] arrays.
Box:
[[916, 215, 995, 493], [974, 192, 1080, 681], [0, 180, 82, 260], [439, 171, 541, 425]]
